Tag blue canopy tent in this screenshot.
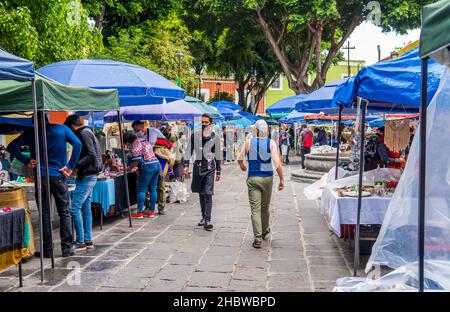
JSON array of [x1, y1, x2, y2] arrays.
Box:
[[209, 100, 242, 111], [37, 59, 185, 106], [331, 47, 446, 276], [266, 94, 307, 115], [279, 110, 306, 123], [295, 78, 349, 112], [221, 117, 254, 129], [0, 50, 34, 80]]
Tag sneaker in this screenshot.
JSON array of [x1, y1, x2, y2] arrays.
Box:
[[85, 241, 94, 249], [62, 248, 75, 257], [262, 228, 271, 240], [143, 211, 156, 218], [252, 239, 262, 249], [131, 212, 144, 219], [158, 208, 165, 215], [203, 221, 213, 231], [198, 219, 205, 226], [73, 242, 86, 251]]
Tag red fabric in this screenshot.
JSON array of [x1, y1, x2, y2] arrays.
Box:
[[155, 138, 174, 149]]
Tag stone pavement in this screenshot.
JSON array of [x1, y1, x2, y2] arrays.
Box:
[[0, 162, 355, 292]]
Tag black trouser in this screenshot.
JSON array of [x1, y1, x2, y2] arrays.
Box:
[[199, 194, 213, 222], [37, 176, 73, 253], [300, 147, 311, 169]]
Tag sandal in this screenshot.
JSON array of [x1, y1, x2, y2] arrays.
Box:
[[252, 239, 262, 249], [262, 228, 271, 240]]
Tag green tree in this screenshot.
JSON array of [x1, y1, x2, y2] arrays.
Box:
[[182, 0, 281, 112], [198, 0, 433, 94], [95, 16, 199, 95], [0, 0, 101, 66]]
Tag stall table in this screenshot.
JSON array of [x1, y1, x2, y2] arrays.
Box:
[[0, 208, 26, 287], [321, 185, 391, 237]]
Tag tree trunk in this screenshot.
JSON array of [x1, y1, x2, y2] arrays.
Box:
[[237, 79, 247, 111], [95, 3, 106, 29]]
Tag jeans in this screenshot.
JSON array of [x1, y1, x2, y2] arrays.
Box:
[[199, 194, 213, 222], [71, 175, 97, 243], [37, 177, 73, 253], [300, 147, 311, 169], [247, 176, 273, 240], [137, 162, 160, 212]]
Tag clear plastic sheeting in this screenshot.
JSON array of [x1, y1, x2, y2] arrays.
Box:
[[333, 260, 450, 292], [310, 145, 336, 155], [303, 166, 349, 200], [366, 68, 450, 273]]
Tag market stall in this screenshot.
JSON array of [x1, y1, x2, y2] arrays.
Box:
[[1, 51, 120, 282]]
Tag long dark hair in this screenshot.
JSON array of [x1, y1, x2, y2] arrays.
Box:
[[123, 132, 137, 144]]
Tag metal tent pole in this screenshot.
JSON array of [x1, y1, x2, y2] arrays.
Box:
[[31, 80, 45, 282], [335, 105, 343, 180], [353, 100, 367, 276], [418, 57, 428, 292], [39, 111, 55, 268], [117, 111, 132, 227]]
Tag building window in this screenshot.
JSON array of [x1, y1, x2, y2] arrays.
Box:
[[269, 75, 282, 90]]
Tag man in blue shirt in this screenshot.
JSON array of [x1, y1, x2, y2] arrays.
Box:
[[7, 115, 82, 257]]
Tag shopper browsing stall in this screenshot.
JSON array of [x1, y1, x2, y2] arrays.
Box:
[[64, 115, 102, 251], [7, 114, 82, 258], [123, 133, 161, 219]]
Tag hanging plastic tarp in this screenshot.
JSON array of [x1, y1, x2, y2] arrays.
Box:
[[37, 59, 184, 106], [419, 0, 450, 66], [185, 96, 224, 120], [296, 78, 349, 112], [334, 260, 450, 292], [209, 100, 242, 112], [0, 73, 119, 112], [210, 106, 241, 120], [103, 99, 203, 122], [333, 48, 446, 109], [366, 68, 450, 273], [0, 49, 34, 80], [279, 110, 306, 123]]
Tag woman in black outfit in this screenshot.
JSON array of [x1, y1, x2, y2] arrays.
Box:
[[189, 114, 221, 231]]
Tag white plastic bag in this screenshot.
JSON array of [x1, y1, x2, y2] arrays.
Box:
[[168, 181, 189, 203]]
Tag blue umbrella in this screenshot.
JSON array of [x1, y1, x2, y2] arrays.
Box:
[[266, 94, 307, 114], [209, 100, 242, 111], [210, 106, 241, 120], [37, 59, 185, 106], [103, 99, 203, 122], [238, 111, 258, 121]]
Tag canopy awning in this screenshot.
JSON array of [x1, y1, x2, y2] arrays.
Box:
[[266, 95, 306, 114], [37, 59, 185, 106], [0, 73, 119, 112], [420, 0, 450, 65], [0, 49, 34, 81], [296, 78, 349, 112], [333, 48, 445, 109]]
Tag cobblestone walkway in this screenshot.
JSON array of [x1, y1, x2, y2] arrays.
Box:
[[1, 163, 353, 292]]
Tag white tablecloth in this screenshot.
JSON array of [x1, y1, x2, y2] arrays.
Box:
[[321, 185, 391, 237]]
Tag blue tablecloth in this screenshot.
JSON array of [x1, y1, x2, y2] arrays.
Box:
[[91, 179, 115, 215]]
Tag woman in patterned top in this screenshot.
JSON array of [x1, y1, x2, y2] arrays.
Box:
[[123, 133, 161, 219]]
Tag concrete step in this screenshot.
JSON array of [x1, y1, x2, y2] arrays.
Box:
[[290, 169, 324, 184]]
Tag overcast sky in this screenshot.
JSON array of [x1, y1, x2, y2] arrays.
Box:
[[342, 21, 421, 65]]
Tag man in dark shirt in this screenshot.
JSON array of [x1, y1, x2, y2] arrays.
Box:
[[65, 115, 102, 251], [8, 115, 82, 257]]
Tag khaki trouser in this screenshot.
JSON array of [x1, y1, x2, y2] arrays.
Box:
[[157, 176, 166, 208], [247, 176, 273, 240]]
